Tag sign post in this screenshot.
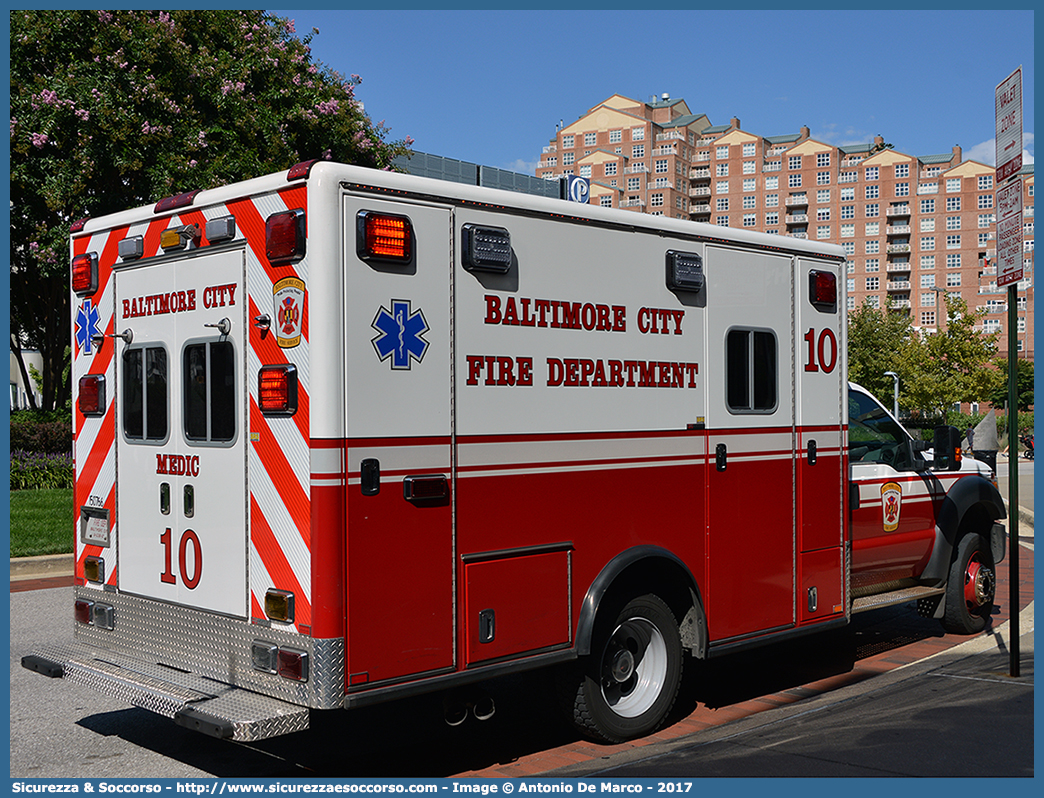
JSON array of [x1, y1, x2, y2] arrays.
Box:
[[994, 66, 1022, 677]]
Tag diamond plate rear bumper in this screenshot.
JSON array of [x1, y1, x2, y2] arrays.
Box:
[[23, 642, 310, 741]]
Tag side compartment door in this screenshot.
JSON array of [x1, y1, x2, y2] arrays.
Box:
[[703, 246, 795, 641], [342, 197, 454, 685], [115, 249, 248, 618]]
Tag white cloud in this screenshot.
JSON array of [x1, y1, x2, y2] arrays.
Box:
[[505, 158, 540, 175], [965, 133, 1034, 166]]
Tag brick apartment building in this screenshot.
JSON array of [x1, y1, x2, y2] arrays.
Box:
[[536, 94, 1034, 363]]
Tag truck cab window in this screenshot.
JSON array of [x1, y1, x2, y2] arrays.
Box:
[[122, 346, 168, 442], [726, 329, 777, 412], [849, 388, 909, 465], [183, 341, 235, 443]]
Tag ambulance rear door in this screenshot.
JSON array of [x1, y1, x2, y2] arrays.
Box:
[[114, 247, 248, 618]]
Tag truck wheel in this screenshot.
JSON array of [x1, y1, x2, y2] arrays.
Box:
[[942, 533, 996, 635], [564, 593, 683, 743]]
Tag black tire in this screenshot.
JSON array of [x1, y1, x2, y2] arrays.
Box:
[[942, 533, 996, 634], [561, 593, 683, 743]]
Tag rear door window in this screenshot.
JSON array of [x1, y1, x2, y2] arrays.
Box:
[[122, 346, 168, 442], [183, 341, 236, 443]]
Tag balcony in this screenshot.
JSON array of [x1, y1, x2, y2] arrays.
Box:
[[620, 198, 645, 208], [886, 225, 911, 235], [886, 263, 911, 273], [768, 147, 789, 156], [542, 145, 557, 154], [786, 214, 809, 224], [625, 164, 648, 174], [697, 138, 718, 146], [763, 162, 782, 172], [690, 167, 711, 180], [887, 205, 911, 217], [890, 298, 912, 309], [887, 280, 911, 291], [656, 131, 686, 142], [887, 244, 912, 254], [690, 204, 711, 214], [695, 152, 711, 162], [785, 195, 809, 207], [689, 186, 711, 198], [917, 184, 939, 195], [838, 172, 858, 183], [841, 157, 864, 167], [787, 232, 809, 240], [652, 146, 677, 156]]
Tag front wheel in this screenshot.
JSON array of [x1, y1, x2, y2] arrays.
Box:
[[942, 533, 996, 634], [562, 593, 683, 743]]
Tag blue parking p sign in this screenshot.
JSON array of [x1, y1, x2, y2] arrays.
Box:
[[566, 175, 590, 203]]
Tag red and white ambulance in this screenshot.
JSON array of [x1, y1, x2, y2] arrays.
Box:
[[24, 160, 1006, 743]]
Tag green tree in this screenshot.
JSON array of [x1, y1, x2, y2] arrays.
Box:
[[846, 300, 914, 407], [10, 10, 413, 411], [987, 356, 1034, 411], [897, 296, 999, 416]]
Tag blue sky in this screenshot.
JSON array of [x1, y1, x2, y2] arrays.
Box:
[[269, 8, 1034, 174]]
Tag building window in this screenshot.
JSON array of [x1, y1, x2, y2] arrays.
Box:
[[922, 292, 936, 306], [789, 155, 801, 170], [584, 132, 597, 146], [765, 176, 779, 190], [865, 203, 879, 217], [866, 185, 879, 199], [895, 163, 909, 178], [866, 276, 880, 290], [817, 172, 831, 185], [865, 166, 879, 181], [655, 159, 669, 173], [921, 311, 936, 326], [946, 235, 961, 249], [842, 242, 855, 256], [627, 177, 640, 191], [717, 163, 729, 177], [654, 177, 669, 188], [817, 152, 831, 167], [743, 196, 757, 209], [841, 205, 855, 219], [716, 216, 729, 226], [921, 199, 936, 214], [765, 212, 779, 225], [946, 178, 961, 192], [632, 144, 645, 158], [765, 194, 779, 207], [817, 225, 831, 239], [562, 135, 574, 148], [743, 142, 756, 157], [742, 160, 755, 175], [946, 196, 961, 211], [563, 152, 575, 165], [579, 165, 591, 178], [921, 218, 936, 232], [789, 174, 802, 188], [921, 255, 936, 269], [816, 189, 830, 204], [841, 187, 855, 201], [599, 196, 613, 207], [744, 213, 757, 227], [604, 162, 617, 176], [918, 182, 938, 195], [743, 178, 757, 192], [984, 319, 1001, 334], [716, 181, 729, 194], [866, 240, 880, 254], [895, 183, 910, 197], [921, 237, 935, 250], [946, 217, 961, 231], [978, 232, 991, 247], [841, 223, 855, 238], [920, 273, 936, 288], [817, 208, 831, 221], [976, 174, 993, 190], [866, 259, 880, 272], [631, 127, 645, 141], [716, 198, 730, 212], [650, 193, 664, 207], [925, 167, 941, 177], [946, 254, 962, 269], [715, 146, 728, 159], [609, 130, 622, 144], [978, 194, 994, 209], [865, 222, 879, 236]]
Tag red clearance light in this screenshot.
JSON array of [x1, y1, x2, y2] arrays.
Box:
[[357, 211, 412, 263], [265, 209, 306, 266], [809, 270, 837, 313], [74, 599, 94, 625], [154, 189, 201, 214], [287, 159, 319, 181], [78, 375, 106, 415], [277, 647, 309, 681], [71, 252, 99, 295], [71, 217, 89, 233], [258, 365, 298, 415]]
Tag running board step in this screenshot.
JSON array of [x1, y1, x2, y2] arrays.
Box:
[[851, 585, 945, 613], [22, 643, 309, 741]]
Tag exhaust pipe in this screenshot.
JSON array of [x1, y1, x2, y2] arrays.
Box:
[[471, 692, 495, 722], [443, 695, 468, 727]]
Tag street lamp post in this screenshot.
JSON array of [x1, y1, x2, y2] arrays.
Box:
[[883, 371, 899, 418]]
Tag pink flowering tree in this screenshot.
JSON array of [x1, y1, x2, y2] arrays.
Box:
[[10, 10, 414, 411]]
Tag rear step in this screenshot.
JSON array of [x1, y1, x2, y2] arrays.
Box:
[[22, 644, 309, 741], [851, 585, 945, 614]]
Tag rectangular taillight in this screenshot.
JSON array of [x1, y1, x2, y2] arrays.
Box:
[[277, 648, 309, 682], [74, 599, 94, 625], [266, 209, 306, 266], [258, 365, 298, 415], [72, 252, 98, 295], [357, 211, 412, 263], [78, 375, 106, 415]]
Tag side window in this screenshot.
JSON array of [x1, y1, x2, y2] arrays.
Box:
[[122, 346, 168, 442], [726, 329, 777, 412], [849, 389, 910, 465], [183, 341, 236, 443]]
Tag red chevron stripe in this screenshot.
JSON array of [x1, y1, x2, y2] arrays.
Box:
[[74, 401, 115, 513], [248, 400, 311, 549], [249, 494, 312, 631], [227, 197, 269, 273]]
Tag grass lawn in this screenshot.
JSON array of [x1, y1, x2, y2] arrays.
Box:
[[9, 488, 74, 557]]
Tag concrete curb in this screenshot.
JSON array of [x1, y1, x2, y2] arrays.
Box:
[[9, 553, 74, 582]]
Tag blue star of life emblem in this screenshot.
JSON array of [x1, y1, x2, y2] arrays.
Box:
[[371, 299, 430, 370], [75, 298, 101, 355]]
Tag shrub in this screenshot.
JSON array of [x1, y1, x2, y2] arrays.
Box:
[[10, 409, 72, 453], [10, 450, 74, 489]]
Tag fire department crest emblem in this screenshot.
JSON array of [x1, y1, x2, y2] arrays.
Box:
[[273, 277, 305, 349], [881, 481, 902, 533]]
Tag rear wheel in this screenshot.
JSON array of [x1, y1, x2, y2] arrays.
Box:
[[942, 533, 996, 634], [563, 593, 683, 743]]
